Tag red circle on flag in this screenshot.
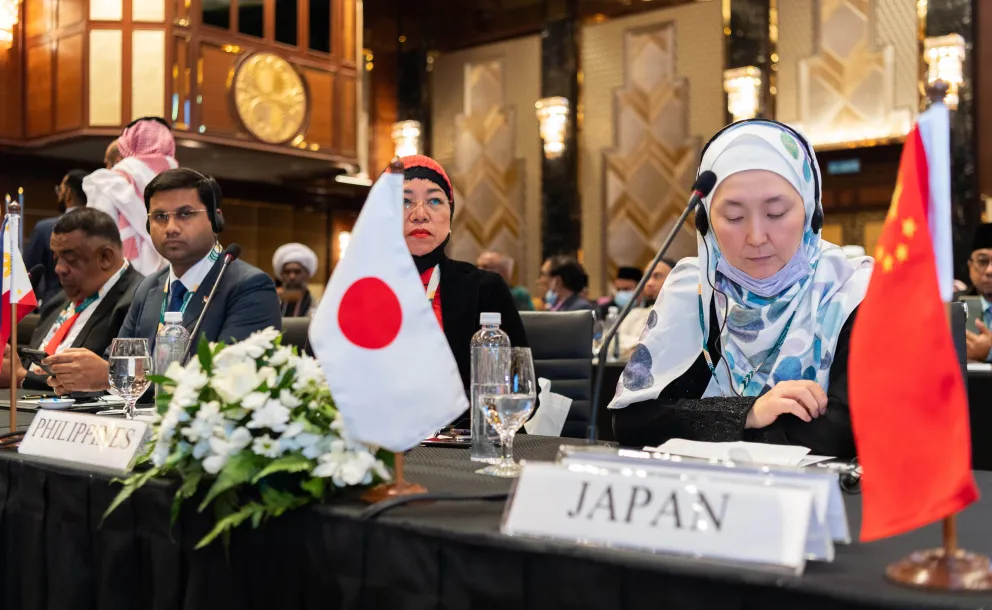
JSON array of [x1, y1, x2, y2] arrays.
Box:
[[338, 277, 403, 349]]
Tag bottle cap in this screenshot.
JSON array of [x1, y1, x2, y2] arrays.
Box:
[[163, 311, 183, 324], [480, 312, 502, 326]]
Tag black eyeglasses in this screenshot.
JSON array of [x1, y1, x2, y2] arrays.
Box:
[[971, 255, 992, 270]]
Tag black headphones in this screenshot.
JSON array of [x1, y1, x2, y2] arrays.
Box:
[[145, 168, 226, 234], [694, 118, 823, 236]]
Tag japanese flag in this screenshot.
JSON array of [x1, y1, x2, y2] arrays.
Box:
[[309, 165, 468, 452]]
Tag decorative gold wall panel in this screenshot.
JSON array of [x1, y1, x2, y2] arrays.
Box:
[[132, 0, 165, 22], [431, 36, 542, 289], [89, 0, 122, 21], [581, 2, 723, 292], [131, 30, 166, 120], [777, 0, 917, 146], [88, 30, 123, 126]]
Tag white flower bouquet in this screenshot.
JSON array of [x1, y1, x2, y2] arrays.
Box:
[[104, 327, 392, 548]]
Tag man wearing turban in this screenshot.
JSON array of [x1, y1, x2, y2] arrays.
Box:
[[273, 243, 319, 317]]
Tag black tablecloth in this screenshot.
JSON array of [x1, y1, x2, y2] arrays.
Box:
[[2, 435, 992, 609]]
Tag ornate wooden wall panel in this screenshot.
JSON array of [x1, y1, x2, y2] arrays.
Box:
[[25, 45, 53, 138], [199, 44, 240, 134], [338, 76, 356, 155], [55, 33, 85, 132], [305, 68, 335, 148], [58, 0, 85, 28], [0, 47, 24, 139]]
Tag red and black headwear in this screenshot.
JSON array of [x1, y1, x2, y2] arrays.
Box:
[[400, 155, 454, 216]]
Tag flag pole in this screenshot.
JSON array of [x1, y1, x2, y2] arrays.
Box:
[[360, 157, 428, 504], [886, 80, 992, 590], [6, 203, 18, 436]]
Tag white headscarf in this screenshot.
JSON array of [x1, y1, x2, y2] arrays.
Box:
[[273, 243, 318, 277], [609, 121, 873, 409]]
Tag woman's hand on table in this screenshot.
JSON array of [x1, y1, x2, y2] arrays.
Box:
[[745, 380, 827, 429]]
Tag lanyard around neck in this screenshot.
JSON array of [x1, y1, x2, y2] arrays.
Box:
[[425, 264, 441, 303]]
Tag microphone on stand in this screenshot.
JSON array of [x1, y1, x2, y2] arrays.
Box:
[[587, 171, 718, 441], [183, 244, 241, 365]]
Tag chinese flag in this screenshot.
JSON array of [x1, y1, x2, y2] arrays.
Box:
[[849, 122, 978, 542]]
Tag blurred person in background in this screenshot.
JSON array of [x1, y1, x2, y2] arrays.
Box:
[[615, 259, 675, 356], [546, 256, 595, 312], [273, 243, 320, 317], [25, 169, 89, 305], [477, 250, 534, 311], [598, 266, 643, 318], [84, 117, 175, 275]]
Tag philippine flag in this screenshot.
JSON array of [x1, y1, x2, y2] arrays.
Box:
[[308, 162, 468, 452], [0, 215, 37, 347]]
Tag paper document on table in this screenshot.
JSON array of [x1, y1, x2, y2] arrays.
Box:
[[645, 439, 811, 466], [967, 362, 992, 372], [524, 378, 571, 437], [797, 455, 835, 467]]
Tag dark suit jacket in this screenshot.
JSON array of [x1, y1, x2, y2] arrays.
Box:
[[119, 258, 282, 350], [555, 293, 596, 312], [24, 265, 144, 389], [439, 257, 529, 427], [24, 216, 61, 305]]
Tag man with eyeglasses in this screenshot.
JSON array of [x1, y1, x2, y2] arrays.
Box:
[[42, 168, 281, 395], [963, 224, 992, 362]]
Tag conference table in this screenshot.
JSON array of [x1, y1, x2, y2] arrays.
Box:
[[599, 362, 992, 467], [1, 433, 992, 610]]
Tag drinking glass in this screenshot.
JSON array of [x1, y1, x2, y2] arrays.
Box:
[[102, 338, 152, 419], [476, 347, 537, 478]]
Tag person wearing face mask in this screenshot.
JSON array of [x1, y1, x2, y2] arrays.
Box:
[[597, 266, 643, 319], [399, 155, 528, 424], [615, 258, 675, 356], [546, 256, 595, 312], [610, 121, 872, 458]]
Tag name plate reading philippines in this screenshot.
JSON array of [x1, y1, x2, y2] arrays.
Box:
[[502, 462, 815, 574], [19, 411, 148, 472]]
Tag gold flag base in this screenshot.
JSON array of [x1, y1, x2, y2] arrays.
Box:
[[887, 516, 992, 590], [360, 452, 427, 504], [887, 548, 992, 590]]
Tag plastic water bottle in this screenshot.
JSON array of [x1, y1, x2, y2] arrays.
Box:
[[154, 312, 190, 397], [470, 312, 510, 463], [605, 306, 621, 362]]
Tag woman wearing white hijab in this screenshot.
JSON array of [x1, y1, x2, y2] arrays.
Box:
[[610, 121, 873, 458]]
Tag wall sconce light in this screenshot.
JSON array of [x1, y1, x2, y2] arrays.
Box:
[[723, 66, 762, 122], [391, 120, 421, 158], [0, 0, 21, 49], [535, 96, 569, 158], [924, 34, 965, 110], [338, 231, 352, 259]]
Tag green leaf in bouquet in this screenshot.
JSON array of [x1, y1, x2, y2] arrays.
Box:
[[260, 485, 308, 517], [146, 374, 172, 385], [300, 476, 324, 500], [197, 337, 213, 371], [194, 501, 265, 549], [198, 451, 264, 512], [102, 466, 161, 523], [251, 454, 312, 484], [171, 468, 204, 527]]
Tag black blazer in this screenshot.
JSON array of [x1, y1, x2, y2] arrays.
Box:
[[24, 265, 145, 389], [438, 257, 528, 426], [613, 298, 859, 458]]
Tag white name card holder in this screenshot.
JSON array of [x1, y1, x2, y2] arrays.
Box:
[[502, 462, 817, 575], [562, 449, 851, 546], [19, 411, 149, 473]]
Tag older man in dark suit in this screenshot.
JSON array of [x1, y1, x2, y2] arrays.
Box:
[[43, 168, 281, 394], [1, 208, 145, 389]]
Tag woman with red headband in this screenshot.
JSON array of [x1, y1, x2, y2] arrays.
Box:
[[399, 155, 528, 424]]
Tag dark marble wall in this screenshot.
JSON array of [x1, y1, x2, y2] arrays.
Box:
[[397, 49, 432, 156], [927, 0, 979, 280], [727, 0, 771, 120], [540, 17, 581, 260]]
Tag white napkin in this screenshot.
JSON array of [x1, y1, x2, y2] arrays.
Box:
[[524, 377, 572, 437]]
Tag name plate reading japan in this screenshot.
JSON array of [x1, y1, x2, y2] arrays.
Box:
[[19, 411, 148, 472], [502, 462, 816, 574]]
